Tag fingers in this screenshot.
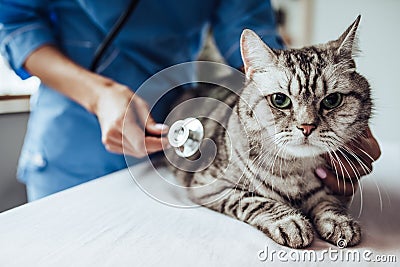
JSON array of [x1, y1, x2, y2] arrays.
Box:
[[317, 126, 381, 196], [145, 136, 170, 152], [102, 120, 143, 156], [133, 95, 169, 136], [103, 134, 168, 157], [118, 132, 169, 158], [121, 121, 149, 157], [323, 151, 372, 181], [339, 127, 380, 170], [353, 127, 381, 161], [103, 132, 124, 154], [315, 167, 358, 196], [105, 135, 169, 157], [96, 83, 171, 158], [322, 127, 380, 180], [102, 98, 169, 157]]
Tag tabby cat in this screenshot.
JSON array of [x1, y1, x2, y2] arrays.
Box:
[[168, 16, 371, 248]]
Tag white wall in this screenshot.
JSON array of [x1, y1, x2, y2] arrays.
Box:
[[272, 0, 314, 47], [310, 0, 400, 143], [0, 56, 39, 96]]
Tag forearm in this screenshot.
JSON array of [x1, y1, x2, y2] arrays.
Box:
[[23, 44, 168, 157], [23, 45, 114, 113]]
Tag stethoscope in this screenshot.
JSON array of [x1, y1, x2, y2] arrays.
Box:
[[89, 0, 205, 158], [167, 118, 204, 158]]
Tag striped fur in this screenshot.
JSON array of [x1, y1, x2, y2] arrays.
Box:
[[169, 17, 369, 248]]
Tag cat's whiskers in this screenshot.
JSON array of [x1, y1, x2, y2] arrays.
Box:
[[338, 143, 372, 173], [332, 138, 372, 178], [338, 143, 383, 213], [268, 138, 289, 195], [171, 21, 370, 248], [337, 147, 365, 178], [337, 134, 377, 173], [253, 146, 278, 193], [226, 133, 283, 199], [242, 136, 285, 194], [323, 140, 365, 217], [246, 144, 279, 193], [231, 142, 281, 208], [250, 134, 283, 170], [325, 141, 349, 193], [240, 135, 279, 167], [214, 143, 264, 198], [278, 140, 292, 201], [331, 141, 367, 217], [222, 134, 275, 176], [336, 147, 363, 211], [350, 145, 375, 163], [279, 142, 287, 180], [323, 141, 359, 206], [336, 147, 362, 181], [322, 142, 343, 188]]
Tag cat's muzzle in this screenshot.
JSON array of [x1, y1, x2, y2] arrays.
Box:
[[167, 118, 204, 158]]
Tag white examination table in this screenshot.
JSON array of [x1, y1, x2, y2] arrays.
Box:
[[0, 142, 399, 266]]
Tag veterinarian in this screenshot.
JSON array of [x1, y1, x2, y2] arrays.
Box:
[[0, 0, 380, 201]]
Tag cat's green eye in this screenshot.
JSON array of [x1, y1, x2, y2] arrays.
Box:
[[270, 93, 292, 109], [321, 93, 343, 110]]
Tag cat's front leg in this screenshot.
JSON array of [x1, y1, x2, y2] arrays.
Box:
[[247, 198, 314, 248], [192, 187, 314, 248], [303, 193, 361, 247]]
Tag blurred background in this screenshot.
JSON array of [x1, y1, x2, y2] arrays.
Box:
[[0, 0, 399, 212]]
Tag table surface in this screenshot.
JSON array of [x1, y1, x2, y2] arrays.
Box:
[[1, 142, 400, 267]]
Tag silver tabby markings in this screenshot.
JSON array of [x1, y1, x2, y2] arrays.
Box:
[[170, 16, 370, 248]]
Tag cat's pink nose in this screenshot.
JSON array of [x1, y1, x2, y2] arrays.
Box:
[[297, 124, 316, 137]]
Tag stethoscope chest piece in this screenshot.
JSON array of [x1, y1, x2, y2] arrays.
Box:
[[167, 118, 204, 158]]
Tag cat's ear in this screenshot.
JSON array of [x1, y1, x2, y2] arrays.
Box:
[[240, 29, 277, 78], [336, 15, 361, 58]]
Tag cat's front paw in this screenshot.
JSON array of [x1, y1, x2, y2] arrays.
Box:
[[315, 216, 361, 247], [261, 215, 314, 248]]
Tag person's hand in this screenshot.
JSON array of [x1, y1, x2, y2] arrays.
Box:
[[94, 81, 169, 157], [315, 127, 381, 196], [22, 45, 169, 158]]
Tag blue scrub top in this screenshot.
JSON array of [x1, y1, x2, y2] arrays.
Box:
[[0, 0, 283, 198]]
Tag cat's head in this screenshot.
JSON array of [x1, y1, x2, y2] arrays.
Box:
[[240, 16, 372, 158]]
